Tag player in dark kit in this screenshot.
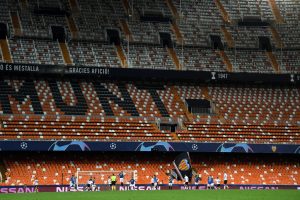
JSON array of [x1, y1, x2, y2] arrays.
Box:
[[151, 176, 154, 189], [119, 171, 124, 186], [153, 175, 159, 190], [207, 176, 214, 190], [129, 177, 136, 190], [194, 175, 200, 189], [70, 175, 77, 190]]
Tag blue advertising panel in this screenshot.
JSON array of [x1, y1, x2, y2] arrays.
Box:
[[0, 141, 299, 154]]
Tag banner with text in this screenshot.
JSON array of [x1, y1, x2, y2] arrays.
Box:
[[1, 184, 300, 193], [0, 62, 299, 84]]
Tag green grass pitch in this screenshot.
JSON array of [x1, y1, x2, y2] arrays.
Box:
[[1, 190, 299, 200]]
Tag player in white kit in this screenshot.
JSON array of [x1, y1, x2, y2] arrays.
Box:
[[33, 178, 39, 192], [223, 172, 229, 189], [215, 177, 221, 189]]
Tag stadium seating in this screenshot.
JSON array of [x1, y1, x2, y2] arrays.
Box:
[[176, 48, 227, 71], [274, 50, 300, 73], [209, 86, 300, 125], [274, 0, 300, 48], [0, 115, 172, 141], [176, 85, 300, 143], [225, 50, 275, 73], [8, 38, 64, 65], [220, 0, 274, 21], [224, 26, 274, 49], [0, 0, 299, 73], [0, 79, 299, 143], [68, 42, 121, 67], [172, 0, 223, 46], [124, 44, 175, 69], [2, 153, 299, 185], [178, 123, 300, 143]]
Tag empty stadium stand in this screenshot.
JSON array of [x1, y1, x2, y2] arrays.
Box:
[[226, 50, 275, 73], [68, 42, 121, 67], [176, 47, 227, 71], [8, 38, 65, 65], [0, 0, 298, 72], [1, 152, 299, 186], [0, 79, 299, 143], [274, 50, 300, 73], [124, 44, 175, 70]]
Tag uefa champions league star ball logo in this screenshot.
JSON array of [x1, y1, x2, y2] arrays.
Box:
[[216, 143, 253, 153], [110, 143, 117, 150], [191, 144, 198, 151], [135, 142, 175, 152], [20, 142, 28, 150], [48, 141, 91, 151]]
